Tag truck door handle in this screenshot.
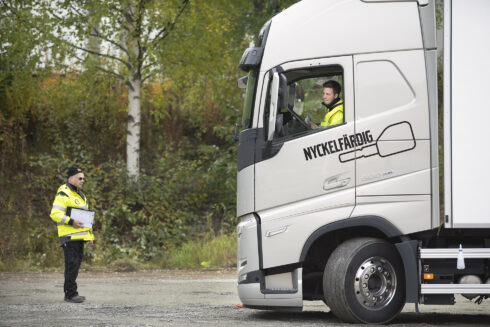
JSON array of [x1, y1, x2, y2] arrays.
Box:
[[323, 177, 351, 191]]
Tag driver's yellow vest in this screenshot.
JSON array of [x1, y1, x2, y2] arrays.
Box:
[[320, 100, 343, 127]]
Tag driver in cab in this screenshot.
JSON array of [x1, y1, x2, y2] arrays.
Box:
[[309, 80, 343, 129]]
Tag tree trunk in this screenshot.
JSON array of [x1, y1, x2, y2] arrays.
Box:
[[124, 0, 141, 183], [87, 4, 101, 55], [127, 75, 141, 183]]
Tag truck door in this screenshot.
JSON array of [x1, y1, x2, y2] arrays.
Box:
[[351, 50, 432, 234], [254, 56, 356, 269]]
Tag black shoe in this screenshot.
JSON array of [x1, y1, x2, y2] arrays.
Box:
[[64, 295, 85, 303]]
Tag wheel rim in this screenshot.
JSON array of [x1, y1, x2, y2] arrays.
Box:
[[353, 256, 397, 310]]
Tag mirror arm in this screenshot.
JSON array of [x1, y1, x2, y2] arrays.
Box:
[[234, 123, 240, 142]]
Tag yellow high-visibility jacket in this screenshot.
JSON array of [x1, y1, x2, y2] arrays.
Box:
[[50, 183, 94, 244], [320, 99, 344, 127]]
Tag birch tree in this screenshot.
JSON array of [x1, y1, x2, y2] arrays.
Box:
[[42, 0, 190, 183]]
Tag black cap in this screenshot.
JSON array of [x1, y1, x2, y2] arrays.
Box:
[[67, 166, 83, 178]]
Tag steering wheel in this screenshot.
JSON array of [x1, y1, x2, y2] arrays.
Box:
[[287, 104, 310, 129]]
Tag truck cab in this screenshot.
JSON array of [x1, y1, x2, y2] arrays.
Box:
[[236, 0, 490, 323]]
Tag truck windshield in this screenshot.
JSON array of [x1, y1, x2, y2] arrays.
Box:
[[241, 69, 258, 129]]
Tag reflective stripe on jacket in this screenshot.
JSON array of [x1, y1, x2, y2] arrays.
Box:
[[50, 184, 94, 242], [320, 99, 344, 127]]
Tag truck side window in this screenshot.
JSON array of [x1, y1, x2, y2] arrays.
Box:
[[268, 66, 344, 141]]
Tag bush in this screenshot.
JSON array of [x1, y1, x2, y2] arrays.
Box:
[[0, 58, 239, 272], [0, 142, 237, 270], [163, 233, 237, 269]]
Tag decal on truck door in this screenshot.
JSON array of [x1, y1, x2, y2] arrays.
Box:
[[303, 130, 374, 161], [302, 121, 416, 163]]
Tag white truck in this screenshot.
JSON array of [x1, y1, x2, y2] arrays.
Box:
[[235, 0, 490, 323]]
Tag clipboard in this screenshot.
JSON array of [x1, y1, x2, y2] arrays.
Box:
[[70, 207, 95, 229]]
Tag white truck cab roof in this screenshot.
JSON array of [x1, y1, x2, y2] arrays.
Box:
[[261, 0, 424, 72]]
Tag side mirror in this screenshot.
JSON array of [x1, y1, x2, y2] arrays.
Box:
[[237, 75, 248, 89], [268, 71, 287, 141]]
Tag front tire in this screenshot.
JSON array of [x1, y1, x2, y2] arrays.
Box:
[[323, 237, 405, 324]]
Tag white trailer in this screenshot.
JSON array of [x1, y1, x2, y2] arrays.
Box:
[[236, 0, 490, 323]]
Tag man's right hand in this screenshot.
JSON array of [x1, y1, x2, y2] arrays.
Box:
[[73, 220, 83, 228], [309, 121, 320, 130]]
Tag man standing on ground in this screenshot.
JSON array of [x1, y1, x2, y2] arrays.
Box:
[[50, 166, 94, 303]]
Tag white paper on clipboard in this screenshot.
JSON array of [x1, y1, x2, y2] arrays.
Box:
[[71, 208, 95, 229]]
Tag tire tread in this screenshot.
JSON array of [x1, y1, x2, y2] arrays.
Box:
[[323, 237, 404, 323]]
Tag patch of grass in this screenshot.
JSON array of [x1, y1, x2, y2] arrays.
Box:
[[0, 258, 33, 272], [110, 256, 147, 272], [163, 233, 236, 269], [0, 234, 237, 272]]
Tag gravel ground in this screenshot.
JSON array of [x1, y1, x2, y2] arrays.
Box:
[[1, 269, 490, 326]]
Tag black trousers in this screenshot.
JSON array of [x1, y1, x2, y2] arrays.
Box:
[[63, 240, 84, 299]]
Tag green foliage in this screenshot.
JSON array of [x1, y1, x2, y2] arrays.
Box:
[[435, 0, 444, 30], [163, 233, 237, 269], [1, 146, 237, 269], [0, 1, 49, 171], [0, 0, 300, 271]]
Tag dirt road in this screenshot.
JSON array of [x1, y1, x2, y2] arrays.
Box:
[[1, 269, 490, 326]]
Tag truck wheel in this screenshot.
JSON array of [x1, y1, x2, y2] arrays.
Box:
[[323, 237, 405, 324]]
